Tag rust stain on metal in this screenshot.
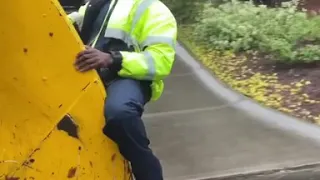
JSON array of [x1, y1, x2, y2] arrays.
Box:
[[33, 148, 40, 153], [5, 176, 20, 180], [81, 82, 91, 91], [22, 157, 35, 165], [111, 154, 116, 162], [57, 114, 79, 139], [67, 167, 77, 178], [23, 48, 28, 54]]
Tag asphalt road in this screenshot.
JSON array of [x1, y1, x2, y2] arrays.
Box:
[[143, 44, 320, 180]]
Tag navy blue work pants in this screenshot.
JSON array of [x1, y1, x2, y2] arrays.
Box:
[[102, 78, 163, 180]]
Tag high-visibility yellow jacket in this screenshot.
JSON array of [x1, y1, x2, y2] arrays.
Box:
[[68, 0, 177, 101]]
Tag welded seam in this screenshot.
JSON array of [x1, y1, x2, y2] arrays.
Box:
[[2, 131, 53, 178], [4, 81, 98, 178]]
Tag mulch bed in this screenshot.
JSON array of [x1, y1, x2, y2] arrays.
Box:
[[241, 52, 320, 122], [234, 0, 320, 122], [256, 0, 320, 121], [179, 0, 320, 122]]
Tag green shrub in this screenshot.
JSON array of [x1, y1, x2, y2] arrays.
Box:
[[191, 0, 320, 63]]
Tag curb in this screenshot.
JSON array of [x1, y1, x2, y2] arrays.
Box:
[[176, 41, 320, 146], [176, 41, 320, 179], [180, 163, 320, 180]]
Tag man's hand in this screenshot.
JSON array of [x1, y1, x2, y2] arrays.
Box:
[[75, 46, 113, 72]]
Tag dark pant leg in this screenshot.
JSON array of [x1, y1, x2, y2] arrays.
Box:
[[102, 78, 163, 180]]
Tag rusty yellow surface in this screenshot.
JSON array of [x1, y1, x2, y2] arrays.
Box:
[[0, 0, 130, 179]]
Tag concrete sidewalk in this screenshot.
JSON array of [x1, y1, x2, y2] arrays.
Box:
[[143, 44, 320, 180]]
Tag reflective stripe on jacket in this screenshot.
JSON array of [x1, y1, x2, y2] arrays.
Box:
[[68, 0, 177, 101]]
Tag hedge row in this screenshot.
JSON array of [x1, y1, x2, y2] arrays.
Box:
[[164, 0, 320, 63]]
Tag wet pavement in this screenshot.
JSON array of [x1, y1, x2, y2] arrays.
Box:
[[143, 44, 320, 180]]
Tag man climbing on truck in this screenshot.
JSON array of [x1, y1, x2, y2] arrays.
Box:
[[68, 0, 177, 179]]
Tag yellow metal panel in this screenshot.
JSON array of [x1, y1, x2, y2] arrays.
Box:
[[0, 0, 130, 179]]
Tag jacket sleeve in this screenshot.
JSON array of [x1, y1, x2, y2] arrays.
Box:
[[67, 3, 88, 31], [109, 2, 177, 81]]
